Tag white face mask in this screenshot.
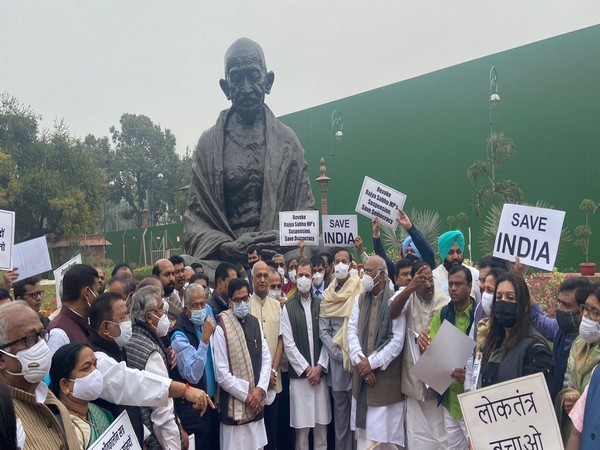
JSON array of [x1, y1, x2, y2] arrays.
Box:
[[70, 368, 104, 401], [361, 271, 380, 292], [297, 276, 311, 294], [350, 268, 359, 277], [579, 316, 600, 344], [481, 292, 494, 316], [335, 262, 350, 280], [312, 272, 324, 288], [288, 270, 297, 284], [110, 320, 132, 348], [152, 313, 171, 337], [268, 289, 281, 299], [1, 339, 52, 384], [277, 267, 285, 277]]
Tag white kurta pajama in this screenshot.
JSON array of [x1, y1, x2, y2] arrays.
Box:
[[212, 323, 272, 450], [280, 297, 331, 429], [348, 293, 407, 449]]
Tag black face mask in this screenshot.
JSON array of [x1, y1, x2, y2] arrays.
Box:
[[556, 309, 580, 333], [405, 253, 419, 263], [494, 300, 518, 328]]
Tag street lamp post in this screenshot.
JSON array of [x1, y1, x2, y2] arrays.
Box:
[[489, 66, 500, 134], [329, 109, 344, 208], [315, 158, 331, 215], [146, 170, 164, 228]]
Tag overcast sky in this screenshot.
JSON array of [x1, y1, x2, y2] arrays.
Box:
[[2, 1, 599, 155]]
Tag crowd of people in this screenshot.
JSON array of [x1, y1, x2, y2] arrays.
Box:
[[0, 210, 598, 450]]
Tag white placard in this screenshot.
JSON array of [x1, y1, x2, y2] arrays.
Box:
[[53, 254, 82, 309], [459, 373, 563, 450], [89, 410, 141, 450], [322, 215, 358, 247], [0, 209, 15, 270], [411, 320, 475, 395], [279, 211, 320, 246], [493, 203, 565, 271], [188, 434, 196, 450], [354, 176, 406, 231], [12, 236, 52, 281]]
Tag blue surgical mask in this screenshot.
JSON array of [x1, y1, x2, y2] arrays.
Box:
[[233, 302, 249, 319], [191, 308, 207, 327]]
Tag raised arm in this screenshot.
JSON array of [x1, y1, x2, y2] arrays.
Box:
[[372, 218, 396, 279]]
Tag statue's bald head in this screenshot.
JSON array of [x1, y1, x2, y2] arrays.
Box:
[[224, 38, 267, 74], [220, 37, 275, 124]]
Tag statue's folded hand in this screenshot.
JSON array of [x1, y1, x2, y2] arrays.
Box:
[[220, 231, 280, 259]]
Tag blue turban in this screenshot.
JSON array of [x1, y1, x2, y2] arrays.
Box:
[[402, 236, 422, 260], [438, 230, 465, 259]]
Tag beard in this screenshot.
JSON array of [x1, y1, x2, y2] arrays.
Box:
[[164, 282, 175, 297], [443, 257, 463, 272]]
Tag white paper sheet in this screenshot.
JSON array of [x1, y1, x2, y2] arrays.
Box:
[[53, 254, 82, 309], [279, 210, 320, 246], [411, 320, 475, 395], [0, 209, 15, 270], [408, 329, 421, 364], [89, 410, 141, 450], [459, 373, 563, 450], [12, 236, 52, 281], [493, 203, 565, 271], [354, 176, 406, 231]]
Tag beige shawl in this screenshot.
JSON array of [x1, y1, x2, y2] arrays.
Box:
[[220, 309, 256, 423], [320, 275, 363, 371]]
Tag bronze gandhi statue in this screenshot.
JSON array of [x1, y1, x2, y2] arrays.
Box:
[[183, 38, 316, 266]]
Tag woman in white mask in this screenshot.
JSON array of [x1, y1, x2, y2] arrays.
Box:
[[556, 285, 600, 443], [283, 257, 299, 298], [50, 343, 113, 449], [464, 268, 506, 391], [127, 285, 182, 450]]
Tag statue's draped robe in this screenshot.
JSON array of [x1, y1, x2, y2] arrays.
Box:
[[184, 106, 316, 262]]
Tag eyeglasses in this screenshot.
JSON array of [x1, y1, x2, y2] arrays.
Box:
[[583, 304, 600, 321], [231, 295, 250, 305], [363, 268, 380, 276], [23, 291, 44, 299], [0, 329, 48, 350]]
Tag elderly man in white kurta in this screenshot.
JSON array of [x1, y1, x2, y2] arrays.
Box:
[[348, 256, 406, 449], [212, 279, 272, 450], [280, 258, 331, 450], [249, 261, 283, 450]]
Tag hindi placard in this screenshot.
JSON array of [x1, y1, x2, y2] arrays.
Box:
[[354, 176, 406, 231], [493, 203, 565, 271], [459, 372, 563, 450], [0, 209, 15, 270], [322, 215, 358, 247], [53, 254, 82, 309], [12, 236, 52, 281], [89, 410, 141, 450], [279, 211, 320, 246]]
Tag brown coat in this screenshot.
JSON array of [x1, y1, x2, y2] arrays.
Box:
[[9, 384, 81, 450]]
